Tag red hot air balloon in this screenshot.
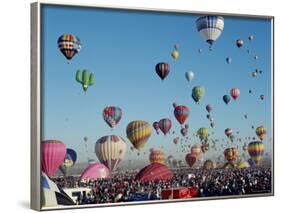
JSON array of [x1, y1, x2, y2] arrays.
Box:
[[153, 122, 160, 134], [230, 88, 240, 100], [155, 62, 170, 81], [42, 140, 66, 177], [185, 153, 197, 167], [174, 105, 190, 125], [134, 163, 173, 182], [158, 118, 172, 135]]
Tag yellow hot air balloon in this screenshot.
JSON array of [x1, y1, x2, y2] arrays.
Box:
[[256, 126, 267, 141], [149, 149, 165, 165], [248, 141, 265, 165], [126, 120, 152, 150], [236, 158, 250, 169], [171, 50, 179, 60], [197, 127, 209, 142]]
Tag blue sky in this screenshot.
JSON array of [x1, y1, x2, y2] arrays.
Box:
[[41, 5, 272, 163]]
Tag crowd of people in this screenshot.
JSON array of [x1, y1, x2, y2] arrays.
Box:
[[53, 167, 272, 205]]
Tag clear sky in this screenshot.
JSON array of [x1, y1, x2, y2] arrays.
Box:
[[41, 5, 272, 164]]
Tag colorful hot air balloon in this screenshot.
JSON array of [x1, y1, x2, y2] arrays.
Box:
[[158, 118, 172, 135], [171, 50, 179, 60], [248, 141, 265, 165], [192, 86, 205, 103], [80, 162, 110, 180], [149, 149, 165, 165], [196, 16, 224, 50], [226, 57, 232, 64], [155, 62, 170, 80], [126, 120, 152, 150], [185, 153, 197, 167], [236, 39, 244, 48], [236, 158, 250, 169], [42, 140, 66, 177], [59, 148, 77, 176], [134, 163, 173, 182], [224, 147, 238, 164], [230, 88, 240, 100], [206, 104, 213, 113], [197, 127, 209, 142], [95, 135, 126, 171], [225, 128, 234, 142], [103, 106, 122, 129], [76, 69, 94, 92], [185, 71, 194, 82], [223, 95, 231, 104], [153, 121, 160, 134], [174, 105, 190, 125], [57, 34, 81, 61], [256, 126, 267, 140]]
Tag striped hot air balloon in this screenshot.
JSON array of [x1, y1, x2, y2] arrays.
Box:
[[57, 34, 81, 61], [174, 105, 190, 125], [126, 120, 152, 150], [103, 106, 122, 129], [155, 62, 170, 80], [248, 141, 265, 165], [42, 140, 66, 177], [230, 88, 240, 100], [158, 118, 172, 135], [256, 126, 267, 141], [149, 149, 166, 165], [134, 163, 173, 181], [196, 16, 224, 50], [95, 135, 126, 171]]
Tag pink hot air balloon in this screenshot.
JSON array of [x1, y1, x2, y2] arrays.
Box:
[[230, 88, 240, 100], [42, 140, 66, 177], [80, 162, 110, 180], [158, 118, 172, 135]]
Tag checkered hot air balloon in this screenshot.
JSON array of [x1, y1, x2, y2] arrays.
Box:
[[57, 34, 81, 61]]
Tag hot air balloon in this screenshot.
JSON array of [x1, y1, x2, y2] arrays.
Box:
[[248, 35, 254, 41], [158, 118, 172, 135], [236, 158, 250, 169], [76, 69, 94, 92], [230, 88, 240, 100], [42, 140, 66, 177], [203, 160, 216, 169], [173, 137, 180, 145], [171, 50, 179, 60], [206, 104, 213, 113], [185, 153, 197, 167], [224, 147, 238, 164], [59, 148, 77, 176], [180, 127, 188, 136], [226, 57, 232, 64], [153, 121, 160, 134], [210, 122, 215, 128], [174, 44, 179, 50], [191, 144, 202, 157], [256, 126, 267, 141], [80, 162, 110, 180], [185, 71, 194, 82], [174, 105, 190, 125], [223, 95, 231, 104], [236, 39, 244, 48], [57, 34, 81, 61], [196, 16, 224, 50], [103, 106, 122, 129], [155, 62, 170, 80], [95, 135, 126, 171], [254, 55, 259, 60], [167, 155, 175, 166], [252, 71, 257, 77], [149, 149, 165, 165], [198, 48, 203, 53], [225, 128, 234, 142], [260, 95, 265, 100], [197, 127, 209, 143], [192, 86, 205, 103], [135, 163, 173, 181], [126, 120, 152, 150], [248, 141, 264, 165]]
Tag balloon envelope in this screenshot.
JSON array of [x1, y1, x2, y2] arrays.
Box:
[[80, 163, 110, 180]]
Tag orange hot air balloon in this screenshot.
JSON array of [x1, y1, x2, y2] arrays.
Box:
[[149, 149, 165, 165]]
